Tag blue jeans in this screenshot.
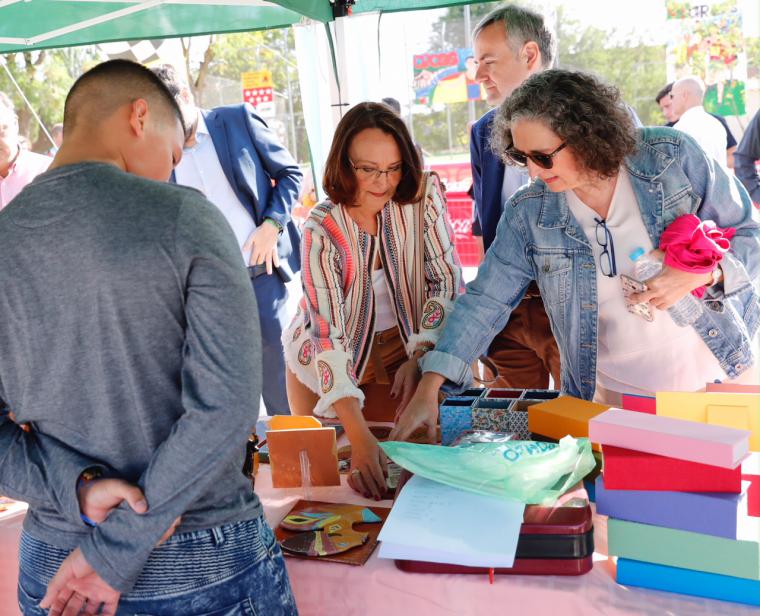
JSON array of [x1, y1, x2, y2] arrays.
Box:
[[18, 517, 298, 615]]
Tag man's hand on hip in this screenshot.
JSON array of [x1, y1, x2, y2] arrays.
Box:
[[40, 516, 181, 615], [40, 548, 121, 616], [79, 478, 148, 525], [244, 222, 280, 275]]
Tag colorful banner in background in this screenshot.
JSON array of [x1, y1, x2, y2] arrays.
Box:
[[413, 48, 484, 105], [665, 0, 747, 116]]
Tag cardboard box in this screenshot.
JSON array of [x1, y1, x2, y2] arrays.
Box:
[[267, 416, 340, 488], [616, 559, 760, 607], [656, 391, 760, 451], [528, 396, 610, 452], [607, 518, 760, 580], [596, 476, 750, 539], [589, 408, 749, 469], [601, 445, 742, 492], [706, 383, 760, 394], [620, 393, 656, 414]]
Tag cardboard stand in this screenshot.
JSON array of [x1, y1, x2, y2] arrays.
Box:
[[267, 416, 340, 488]]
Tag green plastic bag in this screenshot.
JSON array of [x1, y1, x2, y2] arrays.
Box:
[[380, 436, 595, 505]]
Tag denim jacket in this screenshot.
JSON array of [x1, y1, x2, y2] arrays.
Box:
[[422, 127, 760, 400]]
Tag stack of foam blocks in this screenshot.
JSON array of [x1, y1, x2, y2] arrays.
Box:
[[589, 408, 760, 607]]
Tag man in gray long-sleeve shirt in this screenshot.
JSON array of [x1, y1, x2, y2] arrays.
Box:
[[735, 108, 760, 205], [1, 60, 297, 615]]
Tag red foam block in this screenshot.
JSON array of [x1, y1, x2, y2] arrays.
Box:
[[603, 445, 741, 492], [620, 393, 656, 414], [744, 474, 760, 517]]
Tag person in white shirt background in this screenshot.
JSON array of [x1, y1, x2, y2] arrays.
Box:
[[671, 77, 728, 169]]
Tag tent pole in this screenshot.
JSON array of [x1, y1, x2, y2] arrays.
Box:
[[0, 58, 54, 147]]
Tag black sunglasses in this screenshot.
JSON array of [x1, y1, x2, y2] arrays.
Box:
[[594, 217, 617, 278], [504, 142, 567, 170]]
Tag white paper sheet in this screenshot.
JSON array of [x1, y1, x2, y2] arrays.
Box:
[[377, 476, 525, 568]]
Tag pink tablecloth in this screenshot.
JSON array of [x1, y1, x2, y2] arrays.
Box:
[[254, 468, 757, 616], [1, 471, 757, 616], [0, 507, 26, 616]]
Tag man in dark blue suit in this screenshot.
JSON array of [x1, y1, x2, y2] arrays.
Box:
[[469, 5, 561, 389], [154, 65, 302, 415]]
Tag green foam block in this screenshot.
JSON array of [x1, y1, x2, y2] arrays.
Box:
[[607, 518, 760, 580]]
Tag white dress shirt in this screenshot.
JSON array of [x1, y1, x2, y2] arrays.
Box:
[[501, 166, 529, 212], [373, 267, 397, 331], [674, 106, 728, 169], [174, 114, 256, 265]]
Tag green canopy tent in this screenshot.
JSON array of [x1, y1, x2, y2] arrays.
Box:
[[0, 1, 484, 54], [1, 0, 491, 186]]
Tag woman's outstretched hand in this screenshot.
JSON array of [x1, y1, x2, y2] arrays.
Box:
[[389, 373, 443, 444], [391, 358, 422, 422], [346, 431, 388, 499]]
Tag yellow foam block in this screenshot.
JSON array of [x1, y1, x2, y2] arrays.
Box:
[[656, 392, 760, 451], [707, 404, 752, 432], [527, 395, 610, 451]]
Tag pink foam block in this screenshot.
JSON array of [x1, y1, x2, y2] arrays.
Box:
[[589, 408, 750, 469], [706, 382, 760, 394]]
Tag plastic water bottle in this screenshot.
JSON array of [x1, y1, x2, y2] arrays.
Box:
[[629, 247, 702, 327]]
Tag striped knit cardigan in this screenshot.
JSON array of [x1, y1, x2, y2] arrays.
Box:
[[282, 173, 463, 418]]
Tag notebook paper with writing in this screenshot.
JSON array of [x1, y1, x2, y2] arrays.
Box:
[[377, 475, 525, 567]]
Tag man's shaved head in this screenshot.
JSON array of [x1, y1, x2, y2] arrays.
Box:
[[54, 59, 186, 182], [670, 76, 706, 117], [63, 59, 183, 135]]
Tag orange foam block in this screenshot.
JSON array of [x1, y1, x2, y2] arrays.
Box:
[[527, 396, 610, 452]]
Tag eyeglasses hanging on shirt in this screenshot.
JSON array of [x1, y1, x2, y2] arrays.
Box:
[[594, 217, 617, 278]]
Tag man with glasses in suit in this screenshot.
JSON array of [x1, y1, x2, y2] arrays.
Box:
[[468, 4, 561, 389]]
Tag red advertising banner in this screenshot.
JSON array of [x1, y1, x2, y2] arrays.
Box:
[[430, 162, 480, 267]]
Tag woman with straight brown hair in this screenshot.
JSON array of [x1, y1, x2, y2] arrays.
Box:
[[282, 102, 462, 498]]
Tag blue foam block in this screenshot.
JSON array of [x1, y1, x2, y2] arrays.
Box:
[[595, 475, 744, 539], [583, 478, 596, 503], [617, 558, 760, 607]]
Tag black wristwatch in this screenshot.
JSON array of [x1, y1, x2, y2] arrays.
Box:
[[264, 217, 284, 235]]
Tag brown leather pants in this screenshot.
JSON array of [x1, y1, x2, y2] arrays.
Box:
[[286, 326, 407, 421], [486, 292, 561, 390]]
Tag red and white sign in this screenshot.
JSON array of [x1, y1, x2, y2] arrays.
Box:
[[243, 86, 273, 106], [242, 70, 275, 118]]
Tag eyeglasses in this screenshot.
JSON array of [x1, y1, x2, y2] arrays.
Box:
[[504, 142, 567, 170], [594, 217, 617, 278], [349, 159, 404, 181]]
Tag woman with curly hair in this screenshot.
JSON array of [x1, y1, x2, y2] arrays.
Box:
[[283, 102, 461, 497], [393, 69, 759, 439]]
